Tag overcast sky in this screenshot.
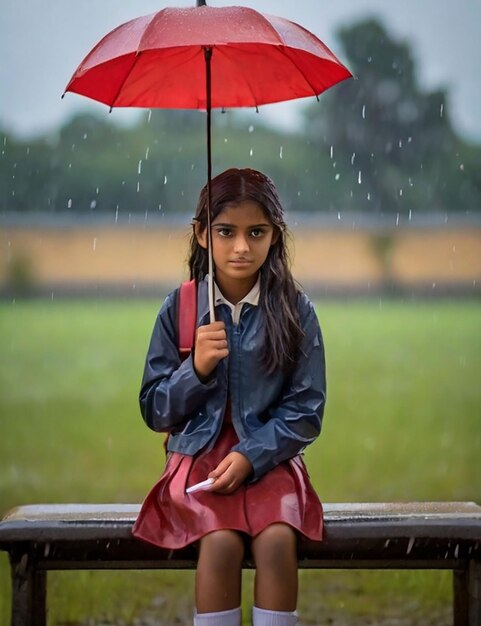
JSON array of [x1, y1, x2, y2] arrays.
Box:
[[1, 0, 480, 142]]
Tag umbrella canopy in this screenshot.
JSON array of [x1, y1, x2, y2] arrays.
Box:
[[65, 5, 351, 110], [65, 3, 352, 319]]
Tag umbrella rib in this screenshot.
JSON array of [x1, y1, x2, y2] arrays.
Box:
[[109, 10, 159, 109], [276, 48, 322, 99], [109, 53, 144, 110], [217, 47, 259, 108]]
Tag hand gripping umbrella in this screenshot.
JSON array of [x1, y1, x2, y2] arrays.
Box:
[[64, 0, 352, 320]]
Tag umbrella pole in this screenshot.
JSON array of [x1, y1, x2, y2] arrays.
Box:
[[204, 46, 215, 322]]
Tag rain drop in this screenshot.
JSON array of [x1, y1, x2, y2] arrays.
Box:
[[440, 103, 444, 117], [408, 209, 412, 221], [93, 238, 97, 251], [351, 153, 356, 165], [248, 125, 254, 133], [67, 198, 72, 209], [145, 147, 150, 160], [337, 211, 341, 220], [361, 105, 366, 119], [147, 110, 152, 123], [367, 56, 372, 63], [358, 170, 362, 184], [90, 200, 97, 209], [224, 138, 228, 143], [398, 139, 403, 148], [335, 173, 340, 181], [137, 181, 140, 193], [406, 538, 415, 554], [459, 163, 464, 171], [83, 133, 88, 140], [249, 148, 253, 157], [115, 207, 119, 223], [396, 212, 400, 226], [138, 160, 142, 175], [330, 145, 334, 159], [399, 188, 403, 196], [164, 175, 168, 185], [279, 146, 283, 159]]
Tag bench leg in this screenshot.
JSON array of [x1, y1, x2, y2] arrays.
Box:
[[467, 561, 481, 626], [454, 569, 469, 626], [9, 553, 47, 626], [454, 561, 481, 626]]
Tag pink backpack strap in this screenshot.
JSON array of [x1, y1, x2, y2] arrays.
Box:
[[177, 278, 197, 361]]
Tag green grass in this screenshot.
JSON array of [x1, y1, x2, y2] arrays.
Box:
[[0, 298, 480, 625]]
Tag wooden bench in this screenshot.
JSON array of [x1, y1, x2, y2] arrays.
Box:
[[1, 502, 480, 626]]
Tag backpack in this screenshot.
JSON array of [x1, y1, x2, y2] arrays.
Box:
[[176, 278, 198, 362], [163, 278, 197, 452]]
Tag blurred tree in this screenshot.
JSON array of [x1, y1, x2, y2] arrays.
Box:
[[1, 16, 480, 216], [304, 18, 481, 214]]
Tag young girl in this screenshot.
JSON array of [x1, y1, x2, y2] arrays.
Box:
[[132, 168, 326, 626]]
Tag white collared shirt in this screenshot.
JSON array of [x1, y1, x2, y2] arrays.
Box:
[[211, 275, 260, 325]]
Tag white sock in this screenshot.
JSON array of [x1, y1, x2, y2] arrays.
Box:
[[252, 606, 298, 626], [194, 606, 241, 626]]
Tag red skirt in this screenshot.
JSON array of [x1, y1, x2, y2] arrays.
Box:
[[132, 420, 323, 549]]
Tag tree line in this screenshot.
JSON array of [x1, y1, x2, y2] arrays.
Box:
[[1, 18, 480, 217]]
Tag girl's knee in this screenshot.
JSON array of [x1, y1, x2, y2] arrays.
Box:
[[199, 529, 245, 570], [252, 523, 297, 569]]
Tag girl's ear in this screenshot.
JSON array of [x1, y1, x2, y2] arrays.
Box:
[[195, 222, 208, 249]]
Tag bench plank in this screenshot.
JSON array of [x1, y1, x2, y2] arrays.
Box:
[[1, 502, 480, 626]]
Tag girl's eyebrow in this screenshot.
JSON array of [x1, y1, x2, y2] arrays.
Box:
[[212, 222, 271, 228]]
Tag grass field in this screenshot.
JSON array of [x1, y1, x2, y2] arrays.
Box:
[[0, 298, 480, 625]]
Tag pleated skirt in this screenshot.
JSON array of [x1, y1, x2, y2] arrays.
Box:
[[132, 419, 323, 550]]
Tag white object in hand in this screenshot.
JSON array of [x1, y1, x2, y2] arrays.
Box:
[[186, 477, 215, 494]]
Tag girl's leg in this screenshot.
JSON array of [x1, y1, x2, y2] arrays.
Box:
[[251, 523, 298, 625], [195, 529, 244, 616]]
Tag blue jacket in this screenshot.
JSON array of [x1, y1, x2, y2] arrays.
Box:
[[139, 278, 326, 481]]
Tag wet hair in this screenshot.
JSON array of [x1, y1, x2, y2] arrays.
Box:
[[188, 167, 303, 375]]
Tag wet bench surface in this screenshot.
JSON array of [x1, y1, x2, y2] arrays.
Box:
[[1, 502, 480, 625]]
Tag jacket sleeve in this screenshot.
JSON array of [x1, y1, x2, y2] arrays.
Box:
[[139, 291, 218, 432], [231, 296, 326, 480]]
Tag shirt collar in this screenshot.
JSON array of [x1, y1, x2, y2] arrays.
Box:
[[207, 275, 260, 324]]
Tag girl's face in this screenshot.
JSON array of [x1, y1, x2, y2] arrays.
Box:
[[196, 200, 278, 300]]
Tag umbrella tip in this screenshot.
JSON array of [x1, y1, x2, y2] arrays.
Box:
[[196, 0, 207, 6]]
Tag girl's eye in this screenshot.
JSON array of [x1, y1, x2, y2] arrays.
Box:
[[216, 228, 232, 237], [250, 229, 265, 238]]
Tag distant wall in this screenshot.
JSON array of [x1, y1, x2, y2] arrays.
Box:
[[1, 220, 480, 296]]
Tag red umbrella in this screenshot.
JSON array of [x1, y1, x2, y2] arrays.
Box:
[[64, 0, 352, 318]]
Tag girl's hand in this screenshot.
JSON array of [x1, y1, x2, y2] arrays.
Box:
[[208, 452, 253, 494], [194, 321, 229, 379]]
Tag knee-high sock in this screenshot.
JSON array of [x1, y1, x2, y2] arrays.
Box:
[[194, 606, 241, 626], [252, 606, 298, 626]]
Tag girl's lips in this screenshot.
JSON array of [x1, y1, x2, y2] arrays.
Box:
[[229, 259, 252, 266]]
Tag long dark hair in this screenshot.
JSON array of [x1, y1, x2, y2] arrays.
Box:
[[188, 168, 304, 375]]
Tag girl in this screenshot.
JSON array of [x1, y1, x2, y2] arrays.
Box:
[[133, 168, 326, 626]]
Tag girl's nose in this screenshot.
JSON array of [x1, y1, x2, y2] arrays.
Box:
[[233, 234, 249, 253]]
